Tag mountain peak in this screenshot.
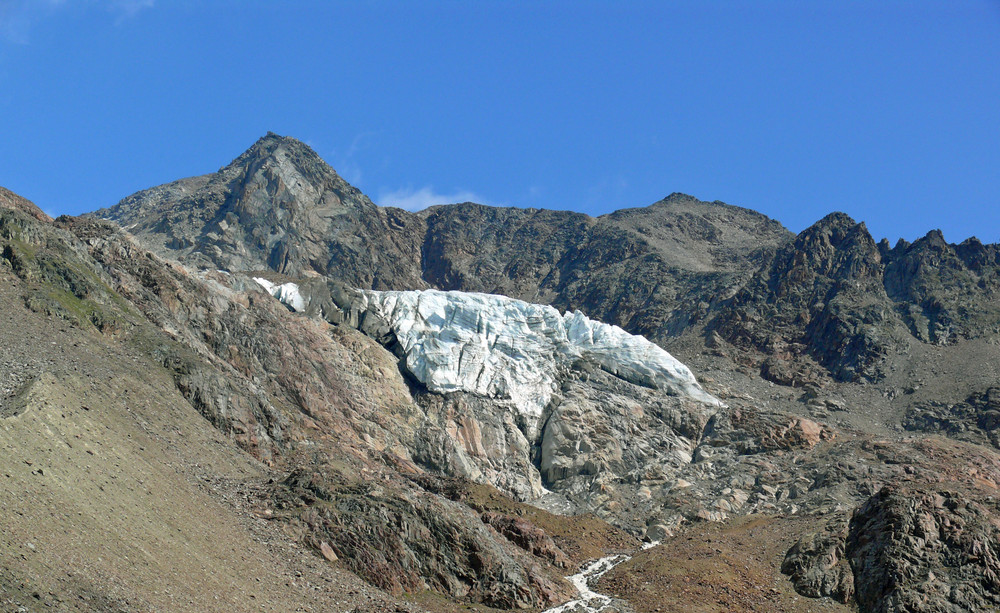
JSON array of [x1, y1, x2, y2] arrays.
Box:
[[796, 211, 876, 247], [259, 130, 305, 148], [226, 132, 323, 171], [916, 228, 949, 249], [660, 192, 698, 203], [95, 134, 424, 286], [811, 211, 858, 230]]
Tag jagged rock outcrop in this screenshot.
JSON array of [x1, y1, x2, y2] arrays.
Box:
[[904, 386, 1000, 448], [480, 511, 572, 569], [0, 208, 123, 334], [712, 212, 907, 383], [60, 216, 290, 461], [711, 214, 1000, 386], [276, 467, 573, 609], [847, 486, 1000, 613], [781, 517, 854, 603], [420, 195, 791, 339], [780, 436, 1000, 611], [700, 406, 833, 455], [883, 230, 1000, 344], [409, 390, 545, 502]]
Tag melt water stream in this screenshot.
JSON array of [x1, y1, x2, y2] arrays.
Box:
[[542, 542, 658, 613]]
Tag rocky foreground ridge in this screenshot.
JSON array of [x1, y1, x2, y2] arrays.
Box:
[[2, 133, 1000, 612]]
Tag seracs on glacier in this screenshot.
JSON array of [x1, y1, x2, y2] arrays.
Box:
[[254, 277, 306, 312], [356, 289, 721, 415], [255, 280, 720, 420]]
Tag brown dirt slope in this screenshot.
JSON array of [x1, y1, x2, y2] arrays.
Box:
[[0, 214, 407, 612], [600, 515, 853, 613]]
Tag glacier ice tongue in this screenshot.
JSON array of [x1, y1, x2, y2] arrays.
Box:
[[358, 289, 721, 422], [361, 290, 565, 420]]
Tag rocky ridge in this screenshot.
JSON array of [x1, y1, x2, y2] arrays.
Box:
[[94, 133, 795, 346], [95, 133, 427, 288], [96, 134, 1000, 394], [0, 186, 51, 222]]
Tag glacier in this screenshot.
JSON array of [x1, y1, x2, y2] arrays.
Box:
[[355, 289, 721, 419], [254, 281, 720, 422], [253, 277, 306, 312]]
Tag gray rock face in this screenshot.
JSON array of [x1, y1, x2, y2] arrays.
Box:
[[276, 468, 570, 609], [781, 518, 854, 603], [711, 212, 907, 384], [883, 230, 1000, 344], [782, 457, 1000, 613], [904, 386, 1000, 448], [93, 133, 427, 289], [848, 487, 1000, 613], [420, 196, 791, 341], [0, 186, 51, 222], [411, 391, 544, 501]]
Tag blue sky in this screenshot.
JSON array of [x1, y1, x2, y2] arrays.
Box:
[[1, 1, 998, 244]]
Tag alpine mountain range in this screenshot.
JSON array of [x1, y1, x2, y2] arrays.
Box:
[[2, 132, 1000, 612]]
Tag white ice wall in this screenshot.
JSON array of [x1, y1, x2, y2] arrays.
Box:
[[358, 289, 721, 417], [254, 282, 720, 418]]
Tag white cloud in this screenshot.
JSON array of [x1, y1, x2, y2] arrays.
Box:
[[0, 1, 39, 44], [377, 186, 493, 212], [107, 0, 153, 24], [324, 131, 379, 188], [0, 0, 152, 43]]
